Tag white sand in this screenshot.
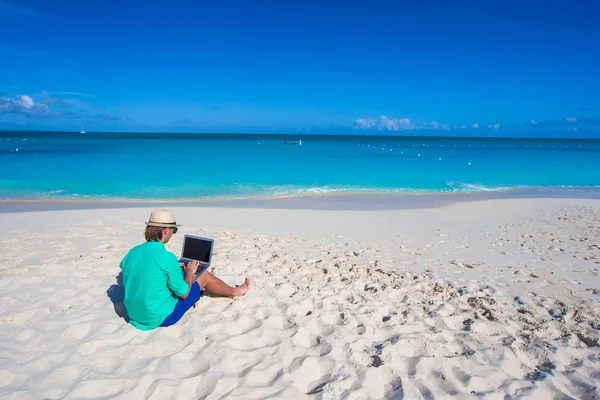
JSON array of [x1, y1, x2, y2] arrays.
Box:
[[0, 198, 599, 399]]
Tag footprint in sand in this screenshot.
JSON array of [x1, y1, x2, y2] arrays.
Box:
[[393, 337, 428, 357], [77, 341, 97, 356], [363, 367, 401, 398], [288, 299, 313, 317], [292, 327, 321, 348], [303, 319, 335, 337], [289, 356, 335, 394], [278, 283, 297, 298], [266, 315, 295, 330]]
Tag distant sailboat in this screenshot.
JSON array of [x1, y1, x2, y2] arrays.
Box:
[[80, 126, 86, 134]]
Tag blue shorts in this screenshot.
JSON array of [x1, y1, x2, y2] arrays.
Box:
[[160, 282, 202, 327]]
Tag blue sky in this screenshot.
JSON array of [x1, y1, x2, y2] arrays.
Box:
[[0, 0, 599, 137]]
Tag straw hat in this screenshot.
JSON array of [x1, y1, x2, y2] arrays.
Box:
[[145, 210, 181, 228]]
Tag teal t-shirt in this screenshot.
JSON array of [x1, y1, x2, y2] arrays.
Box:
[[120, 241, 190, 330]]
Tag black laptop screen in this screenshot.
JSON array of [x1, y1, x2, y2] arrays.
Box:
[[182, 237, 212, 263]]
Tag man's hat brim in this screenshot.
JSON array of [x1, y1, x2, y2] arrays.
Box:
[[145, 222, 181, 228]]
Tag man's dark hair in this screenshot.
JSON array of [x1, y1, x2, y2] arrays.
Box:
[[145, 226, 164, 242]]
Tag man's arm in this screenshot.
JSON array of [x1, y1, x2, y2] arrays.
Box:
[[165, 256, 197, 299], [179, 261, 199, 299]]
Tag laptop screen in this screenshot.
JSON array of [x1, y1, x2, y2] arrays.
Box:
[[182, 236, 212, 263]]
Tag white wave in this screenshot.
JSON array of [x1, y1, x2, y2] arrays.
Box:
[[445, 182, 526, 192], [268, 186, 420, 197]]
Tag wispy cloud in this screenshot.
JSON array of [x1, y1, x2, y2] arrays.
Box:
[[423, 121, 450, 130], [352, 114, 600, 136], [49, 110, 83, 120], [530, 116, 599, 131], [58, 91, 94, 97], [42, 97, 88, 109], [0, 1, 38, 19], [94, 113, 119, 122], [0, 94, 53, 116]]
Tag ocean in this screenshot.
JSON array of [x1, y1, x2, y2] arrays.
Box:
[[1, 131, 599, 205]]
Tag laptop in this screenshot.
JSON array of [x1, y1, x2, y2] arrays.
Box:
[[179, 235, 214, 275]]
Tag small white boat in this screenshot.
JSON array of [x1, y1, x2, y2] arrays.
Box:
[[80, 126, 86, 134]]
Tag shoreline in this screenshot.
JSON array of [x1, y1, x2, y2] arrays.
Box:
[[2, 186, 600, 212]]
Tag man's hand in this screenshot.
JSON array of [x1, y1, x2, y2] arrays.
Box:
[[184, 260, 199, 276]]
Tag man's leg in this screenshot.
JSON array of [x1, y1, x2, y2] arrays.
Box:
[[160, 282, 202, 327], [196, 272, 251, 297]]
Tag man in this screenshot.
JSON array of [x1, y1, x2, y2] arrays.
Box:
[[120, 209, 250, 330]]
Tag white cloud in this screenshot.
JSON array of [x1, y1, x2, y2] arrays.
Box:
[[472, 123, 479, 128], [354, 115, 414, 131], [565, 117, 577, 123], [493, 124, 500, 131], [0, 94, 52, 116], [424, 121, 449, 130], [379, 116, 413, 131], [353, 116, 459, 132], [531, 120, 539, 125], [17, 95, 34, 109], [354, 118, 377, 130]]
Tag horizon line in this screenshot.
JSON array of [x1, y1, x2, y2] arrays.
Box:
[[1, 128, 600, 141]]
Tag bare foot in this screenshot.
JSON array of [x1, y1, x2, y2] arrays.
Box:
[[233, 277, 251, 297]]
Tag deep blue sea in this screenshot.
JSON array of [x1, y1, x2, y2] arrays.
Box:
[[1, 131, 599, 202]]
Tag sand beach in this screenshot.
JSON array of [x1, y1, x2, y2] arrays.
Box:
[[0, 198, 599, 399]]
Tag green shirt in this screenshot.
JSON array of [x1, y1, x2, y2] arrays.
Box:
[[120, 241, 189, 330]]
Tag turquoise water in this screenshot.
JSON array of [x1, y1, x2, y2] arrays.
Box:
[[1, 131, 599, 201]]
